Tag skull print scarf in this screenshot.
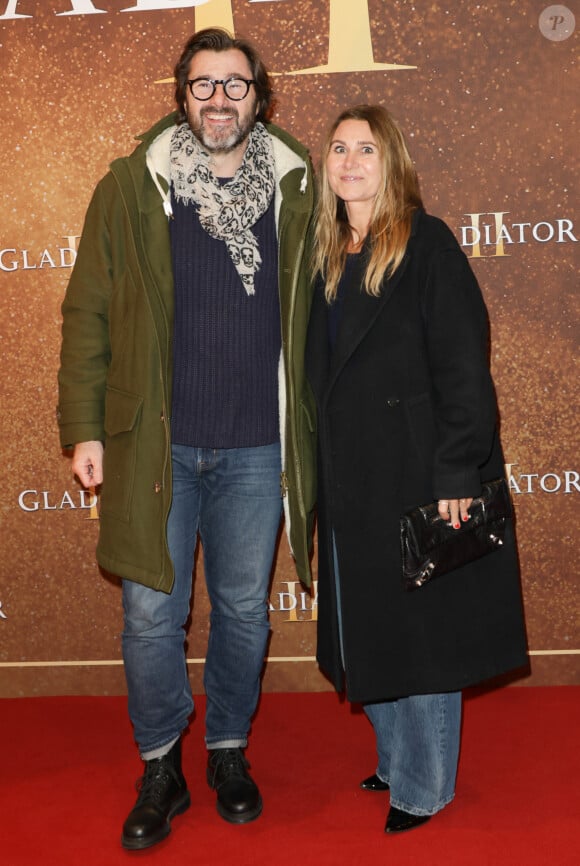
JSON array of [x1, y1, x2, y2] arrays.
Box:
[[169, 121, 275, 296]]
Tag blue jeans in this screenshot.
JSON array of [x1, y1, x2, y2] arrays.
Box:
[[122, 442, 282, 755], [364, 693, 461, 815], [332, 533, 460, 815]]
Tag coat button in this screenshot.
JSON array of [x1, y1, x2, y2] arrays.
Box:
[[154, 482, 162, 493], [386, 398, 400, 407]]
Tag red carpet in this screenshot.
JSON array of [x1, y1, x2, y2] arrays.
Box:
[[3, 687, 579, 865]]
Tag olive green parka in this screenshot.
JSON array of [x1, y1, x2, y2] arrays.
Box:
[[57, 113, 316, 591]]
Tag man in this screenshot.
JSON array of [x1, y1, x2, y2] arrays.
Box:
[[57, 28, 316, 850]]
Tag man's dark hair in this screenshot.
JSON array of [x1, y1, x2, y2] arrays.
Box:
[[174, 28, 274, 123]]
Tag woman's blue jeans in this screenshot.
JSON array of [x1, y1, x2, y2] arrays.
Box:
[[122, 442, 282, 755], [364, 692, 461, 815], [332, 534, 461, 815]]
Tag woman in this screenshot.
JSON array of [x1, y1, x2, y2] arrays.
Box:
[[306, 106, 528, 833]]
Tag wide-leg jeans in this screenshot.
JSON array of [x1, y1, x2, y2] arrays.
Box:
[[122, 442, 282, 756], [332, 534, 461, 816], [364, 692, 462, 815]]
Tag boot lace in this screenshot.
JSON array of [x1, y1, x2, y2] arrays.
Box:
[[135, 756, 180, 806], [208, 748, 249, 786]]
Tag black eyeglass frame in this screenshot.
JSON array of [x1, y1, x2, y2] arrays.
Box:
[[186, 77, 256, 101]]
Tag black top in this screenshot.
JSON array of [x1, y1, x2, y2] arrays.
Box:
[[327, 251, 365, 352]]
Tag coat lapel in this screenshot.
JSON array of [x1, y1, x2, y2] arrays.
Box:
[[308, 210, 424, 412], [324, 252, 410, 399]]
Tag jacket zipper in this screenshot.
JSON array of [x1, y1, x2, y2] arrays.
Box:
[[281, 230, 306, 507]]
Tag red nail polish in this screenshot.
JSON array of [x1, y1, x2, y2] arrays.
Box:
[[454, 522, 460, 529], [463, 515, 469, 522]]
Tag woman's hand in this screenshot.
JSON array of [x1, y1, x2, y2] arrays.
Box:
[[437, 498, 473, 529]]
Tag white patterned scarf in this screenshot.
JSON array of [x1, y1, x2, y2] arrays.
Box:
[[169, 121, 275, 296]]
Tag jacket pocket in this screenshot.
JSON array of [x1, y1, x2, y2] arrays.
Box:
[[101, 387, 143, 522]]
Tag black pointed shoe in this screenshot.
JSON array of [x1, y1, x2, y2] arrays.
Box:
[[121, 739, 191, 850], [385, 805, 431, 834], [207, 748, 262, 824], [360, 773, 390, 791]]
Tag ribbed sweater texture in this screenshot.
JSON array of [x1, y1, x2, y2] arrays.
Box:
[[170, 190, 281, 448]]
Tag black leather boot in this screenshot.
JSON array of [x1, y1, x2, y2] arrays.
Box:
[[207, 748, 262, 824], [121, 739, 191, 850]]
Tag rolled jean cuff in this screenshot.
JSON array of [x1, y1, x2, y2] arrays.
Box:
[[206, 737, 248, 751], [141, 735, 180, 761]]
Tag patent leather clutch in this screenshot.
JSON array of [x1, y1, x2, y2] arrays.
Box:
[[400, 478, 512, 591]]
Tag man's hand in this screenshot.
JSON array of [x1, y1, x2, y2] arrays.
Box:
[[72, 441, 104, 488]]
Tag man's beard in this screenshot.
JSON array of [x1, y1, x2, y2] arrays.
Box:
[[187, 105, 256, 154]]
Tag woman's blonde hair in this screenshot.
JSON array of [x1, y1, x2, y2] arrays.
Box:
[[313, 105, 423, 301]]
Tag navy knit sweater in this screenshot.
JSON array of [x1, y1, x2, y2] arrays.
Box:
[[169, 189, 281, 448]]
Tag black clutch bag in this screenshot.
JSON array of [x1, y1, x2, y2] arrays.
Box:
[[400, 478, 512, 591]]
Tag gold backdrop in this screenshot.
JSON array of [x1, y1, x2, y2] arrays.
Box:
[[1, 1, 578, 696]]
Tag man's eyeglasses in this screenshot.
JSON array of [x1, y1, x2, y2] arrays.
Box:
[[187, 77, 256, 101]]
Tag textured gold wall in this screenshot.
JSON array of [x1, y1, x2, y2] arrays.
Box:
[[1, 1, 578, 696]]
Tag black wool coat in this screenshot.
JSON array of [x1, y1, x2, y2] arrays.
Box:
[[306, 210, 528, 703]]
